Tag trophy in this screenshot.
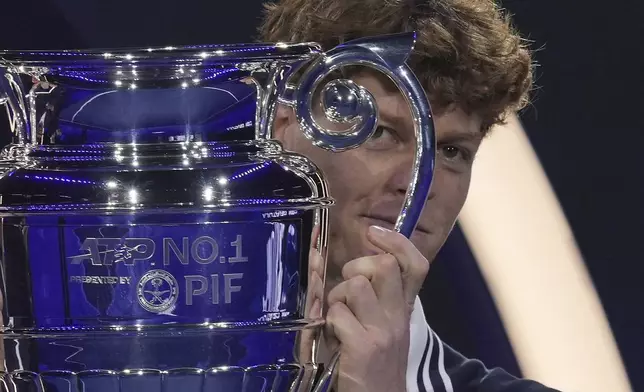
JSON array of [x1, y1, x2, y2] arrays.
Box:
[[0, 32, 435, 391]]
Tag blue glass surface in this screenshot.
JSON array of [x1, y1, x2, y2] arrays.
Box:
[[30, 214, 307, 326], [3, 210, 314, 375], [0, 40, 357, 392], [54, 83, 257, 144]]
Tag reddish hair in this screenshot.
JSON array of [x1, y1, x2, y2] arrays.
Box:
[[258, 0, 533, 132]]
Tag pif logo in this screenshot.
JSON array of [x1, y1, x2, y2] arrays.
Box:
[[136, 270, 179, 313]]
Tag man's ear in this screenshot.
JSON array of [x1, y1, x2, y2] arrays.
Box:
[[272, 103, 294, 142]]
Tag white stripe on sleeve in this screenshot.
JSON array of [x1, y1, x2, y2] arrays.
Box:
[[432, 328, 454, 392], [407, 297, 428, 392]]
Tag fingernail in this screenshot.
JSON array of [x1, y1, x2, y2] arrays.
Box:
[[369, 225, 391, 237]]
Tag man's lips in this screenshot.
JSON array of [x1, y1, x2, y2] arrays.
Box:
[[361, 214, 431, 235]]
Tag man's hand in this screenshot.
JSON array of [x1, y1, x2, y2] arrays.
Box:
[[325, 225, 430, 392]]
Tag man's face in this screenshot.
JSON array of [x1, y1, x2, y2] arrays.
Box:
[[273, 72, 483, 285]]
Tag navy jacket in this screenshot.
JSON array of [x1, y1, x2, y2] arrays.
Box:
[[409, 298, 561, 392]]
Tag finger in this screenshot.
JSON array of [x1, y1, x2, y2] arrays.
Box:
[[308, 225, 325, 284], [367, 225, 430, 306], [310, 224, 321, 250], [325, 301, 365, 350], [308, 244, 324, 281], [327, 276, 387, 328], [305, 266, 324, 319], [341, 254, 405, 313], [298, 297, 322, 363], [300, 229, 325, 363], [304, 243, 325, 316]]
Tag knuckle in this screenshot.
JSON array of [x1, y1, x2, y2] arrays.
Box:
[[340, 259, 358, 279], [326, 302, 344, 320], [348, 275, 371, 294], [413, 255, 430, 277], [379, 254, 399, 271], [374, 254, 399, 279]]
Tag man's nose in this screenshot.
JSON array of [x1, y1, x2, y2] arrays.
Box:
[[391, 154, 434, 201]]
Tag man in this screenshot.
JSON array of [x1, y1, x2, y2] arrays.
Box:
[[259, 0, 561, 391]]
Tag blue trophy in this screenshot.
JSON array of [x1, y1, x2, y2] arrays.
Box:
[[0, 33, 435, 391]]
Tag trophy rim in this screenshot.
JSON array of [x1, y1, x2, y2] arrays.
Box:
[[0, 42, 323, 67], [0, 140, 335, 215], [1, 317, 325, 337]]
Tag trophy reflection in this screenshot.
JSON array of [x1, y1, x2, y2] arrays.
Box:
[[0, 33, 434, 391]]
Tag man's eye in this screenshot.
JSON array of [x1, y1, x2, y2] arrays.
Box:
[[439, 144, 472, 164], [371, 126, 388, 139], [365, 126, 399, 150]]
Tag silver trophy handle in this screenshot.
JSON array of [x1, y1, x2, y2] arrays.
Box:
[[289, 34, 435, 390], [290, 32, 435, 238]]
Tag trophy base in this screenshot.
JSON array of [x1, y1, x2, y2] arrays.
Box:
[[0, 325, 334, 392], [0, 363, 331, 392]]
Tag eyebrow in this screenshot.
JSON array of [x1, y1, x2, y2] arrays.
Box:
[[379, 108, 482, 143], [438, 131, 483, 144], [377, 98, 413, 129]]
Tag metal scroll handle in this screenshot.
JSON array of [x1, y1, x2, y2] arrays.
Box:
[[291, 32, 436, 238], [285, 33, 436, 391]]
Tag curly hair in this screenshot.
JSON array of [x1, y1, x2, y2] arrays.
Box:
[[258, 0, 533, 132]]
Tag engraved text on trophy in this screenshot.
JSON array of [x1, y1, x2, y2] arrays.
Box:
[[67, 234, 250, 311]]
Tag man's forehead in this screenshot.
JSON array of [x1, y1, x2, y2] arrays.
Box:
[[374, 89, 482, 139], [343, 69, 482, 137]]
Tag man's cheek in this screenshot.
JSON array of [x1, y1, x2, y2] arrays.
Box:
[[410, 233, 431, 252]]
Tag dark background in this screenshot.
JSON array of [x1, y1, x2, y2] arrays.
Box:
[[1, 0, 642, 390]]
